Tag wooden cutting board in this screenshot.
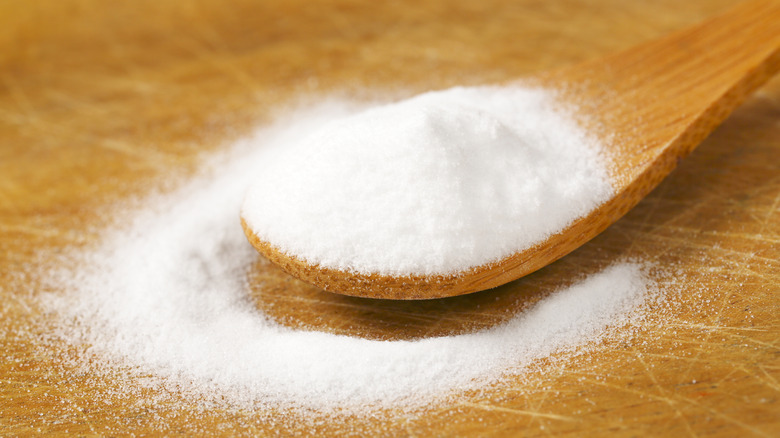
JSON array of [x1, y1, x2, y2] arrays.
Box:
[[1, 0, 778, 435]]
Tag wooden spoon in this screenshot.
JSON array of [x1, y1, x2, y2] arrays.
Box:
[[242, 0, 780, 300]]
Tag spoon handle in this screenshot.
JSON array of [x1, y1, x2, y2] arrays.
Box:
[[551, 0, 780, 184]]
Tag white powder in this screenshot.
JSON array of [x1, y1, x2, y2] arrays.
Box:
[[242, 86, 613, 276], [44, 89, 655, 413]]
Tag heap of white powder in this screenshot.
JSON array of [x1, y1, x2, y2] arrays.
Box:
[[242, 86, 613, 276], [44, 86, 656, 413]]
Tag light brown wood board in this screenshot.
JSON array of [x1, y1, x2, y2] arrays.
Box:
[[1, 0, 778, 436]]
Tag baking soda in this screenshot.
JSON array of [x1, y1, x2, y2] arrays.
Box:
[[242, 86, 613, 276], [44, 88, 656, 412]]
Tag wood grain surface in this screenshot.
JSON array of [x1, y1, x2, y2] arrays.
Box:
[[1, 0, 779, 436]]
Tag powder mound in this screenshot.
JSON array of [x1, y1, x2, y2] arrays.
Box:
[[242, 86, 613, 276], [42, 99, 655, 413]]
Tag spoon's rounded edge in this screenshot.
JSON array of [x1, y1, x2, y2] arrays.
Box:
[[240, 204, 617, 300], [240, 165, 656, 300]]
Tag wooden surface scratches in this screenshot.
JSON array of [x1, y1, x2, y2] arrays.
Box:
[[1, 0, 779, 436]]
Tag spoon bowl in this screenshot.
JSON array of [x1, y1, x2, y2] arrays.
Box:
[[242, 0, 780, 299]]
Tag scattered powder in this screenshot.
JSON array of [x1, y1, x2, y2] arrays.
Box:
[[43, 87, 655, 413], [242, 86, 614, 276]]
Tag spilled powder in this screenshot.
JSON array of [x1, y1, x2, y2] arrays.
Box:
[[44, 87, 657, 413], [242, 86, 614, 276]]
